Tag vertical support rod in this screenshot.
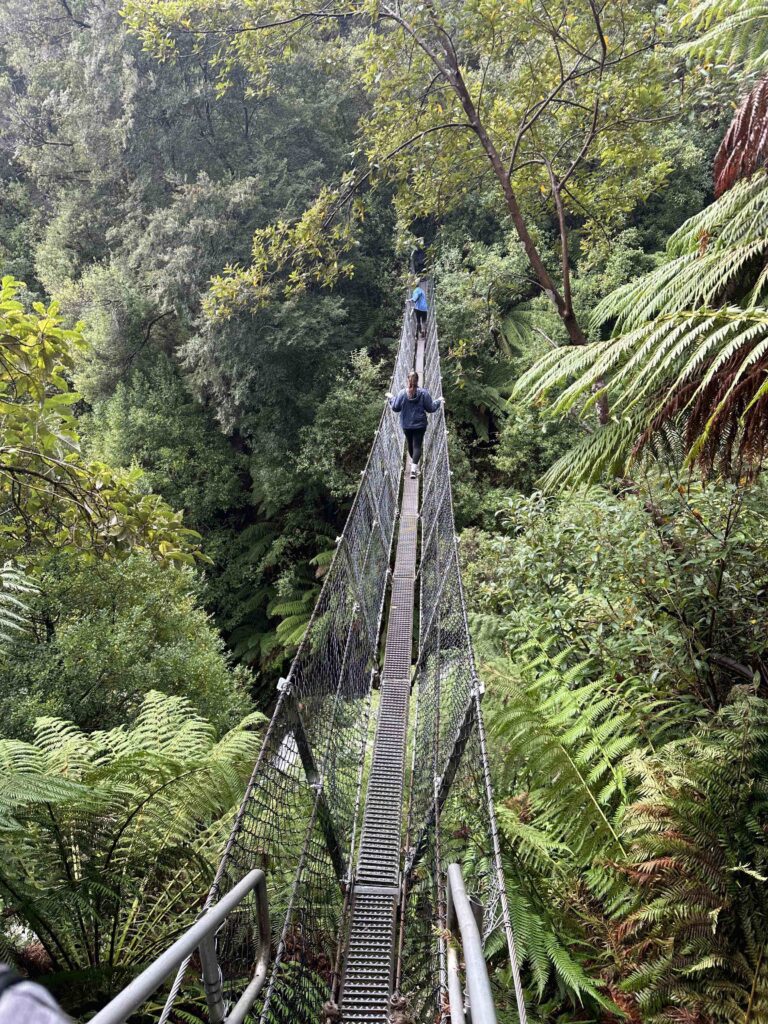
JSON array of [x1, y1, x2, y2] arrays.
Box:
[[446, 864, 497, 1024], [474, 691, 528, 1024], [199, 933, 226, 1024]]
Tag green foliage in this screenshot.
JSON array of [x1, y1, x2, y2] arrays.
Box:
[[0, 562, 38, 649], [517, 172, 768, 485], [296, 349, 389, 500], [3, 6, 767, 1023], [0, 0, 404, 678], [125, 0, 680, 344], [493, 406, 581, 495], [467, 483, 768, 709], [86, 357, 248, 530], [465, 479, 768, 1015], [621, 690, 768, 1022], [680, 0, 768, 72], [0, 691, 264, 1014], [0, 555, 254, 739], [0, 276, 204, 564], [485, 641, 630, 1010]]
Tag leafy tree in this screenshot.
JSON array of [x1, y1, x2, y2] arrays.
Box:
[[295, 350, 388, 500], [0, 554, 254, 739], [85, 357, 248, 531], [0, 691, 264, 1016], [125, 0, 679, 351], [512, 0, 768, 487], [492, 405, 580, 495], [0, 0, 404, 674], [0, 276, 202, 564]]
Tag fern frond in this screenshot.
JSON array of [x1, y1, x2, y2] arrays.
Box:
[[680, 0, 768, 71], [0, 691, 260, 985], [0, 561, 38, 650], [715, 75, 768, 196], [538, 417, 641, 491]]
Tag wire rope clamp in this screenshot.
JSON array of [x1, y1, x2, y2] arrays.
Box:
[[389, 993, 413, 1024]]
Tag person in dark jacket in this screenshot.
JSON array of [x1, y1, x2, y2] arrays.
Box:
[[387, 371, 444, 478], [409, 243, 426, 276]]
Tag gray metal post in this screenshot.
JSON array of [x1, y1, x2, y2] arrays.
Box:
[[446, 943, 466, 1024], [446, 864, 498, 1024], [199, 931, 226, 1024]]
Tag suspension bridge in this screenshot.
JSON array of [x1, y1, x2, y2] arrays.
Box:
[[92, 284, 528, 1024]]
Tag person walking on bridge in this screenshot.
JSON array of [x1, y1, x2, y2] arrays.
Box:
[[409, 241, 426, 276], [411, 285, 428, 339], [387, 371, 443, 479]]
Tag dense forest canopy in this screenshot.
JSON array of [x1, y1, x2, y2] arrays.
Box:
[[2, 0, 768, 1020]]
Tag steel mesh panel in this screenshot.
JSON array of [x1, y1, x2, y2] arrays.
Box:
[[157, 298, 417, 1024], [397, 286, 528, 1024]]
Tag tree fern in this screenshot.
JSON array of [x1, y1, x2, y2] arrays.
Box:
[[589, 172, 768, 335], [517, 172, 768, 484], [680, 0, 768, 72], [0, 691, 264, 1011], [617, 690, 768, 1022], [486, 638, 633, 896], [268, 582, 319, 655], [715, 75, 768, 196], [483, 636, 652, 1010]]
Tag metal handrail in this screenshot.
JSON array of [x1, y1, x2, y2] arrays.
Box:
[[445, 863, 498, 1024], [89, 869, 269, 1024]]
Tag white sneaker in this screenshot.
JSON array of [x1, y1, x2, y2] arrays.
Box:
[[410, 464, 417, 479]]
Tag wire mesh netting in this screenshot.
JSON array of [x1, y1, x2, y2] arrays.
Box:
[[154, 280, 526, 1024], [397, 289, 528, 1024], [158, 305, 417, 1024]]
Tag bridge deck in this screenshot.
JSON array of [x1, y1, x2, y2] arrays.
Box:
[[339, 333, 425, 1022]]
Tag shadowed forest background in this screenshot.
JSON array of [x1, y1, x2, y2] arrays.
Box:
[[2, 0, 768, 1020]]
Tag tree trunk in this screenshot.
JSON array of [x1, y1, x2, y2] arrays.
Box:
[[418, 6, 611, 423], [442, 50, 589, 346]]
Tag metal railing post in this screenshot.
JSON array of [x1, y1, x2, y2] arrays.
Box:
[[199, 931, 226, 1023], [446, 863, 498, 1024]]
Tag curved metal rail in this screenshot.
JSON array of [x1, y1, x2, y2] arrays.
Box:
[[90, 870, 269, 1024], [446, 863, 497, 1024]]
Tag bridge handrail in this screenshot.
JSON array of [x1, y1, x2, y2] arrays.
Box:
[[89, 870, 269, 1024], [445, 863, 498, 1024]]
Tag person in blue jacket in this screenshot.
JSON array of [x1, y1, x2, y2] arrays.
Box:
[[412, 285, 429, 339], [387, 370, 444, 478]]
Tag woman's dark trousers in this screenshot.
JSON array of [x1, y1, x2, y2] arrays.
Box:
[[404, 428, 426, 465]]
